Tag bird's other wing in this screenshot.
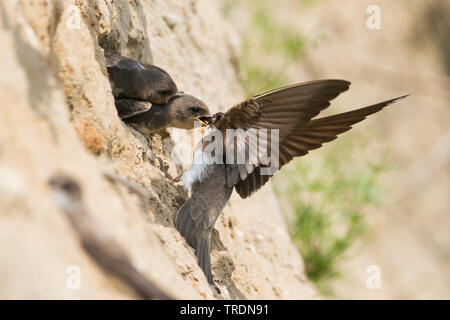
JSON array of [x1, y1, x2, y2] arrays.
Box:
[[234, 95, 409, 198], [175, 164, 233, 292], [217, 79, 351, 137], [218, 80, 351, 186], [115, 98, 152, 119]]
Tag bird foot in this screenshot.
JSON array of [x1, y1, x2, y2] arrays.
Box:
[[165, 173, 181, 183]]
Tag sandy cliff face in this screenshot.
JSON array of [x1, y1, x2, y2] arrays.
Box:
[[0, 0, 317, 299]]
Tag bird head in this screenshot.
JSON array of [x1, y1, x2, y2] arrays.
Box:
[[168, 93, 211, 129], [48, 175, 84, 215]]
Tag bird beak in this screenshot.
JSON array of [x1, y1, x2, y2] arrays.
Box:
[[195, 116, 208, 126], [195, 115, 212, 127]]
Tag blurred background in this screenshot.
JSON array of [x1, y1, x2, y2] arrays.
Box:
[[220, 0, 450, 299]]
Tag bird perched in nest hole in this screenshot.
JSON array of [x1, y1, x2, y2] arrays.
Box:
[[174, 79, 408, 293], [121, 92, 211, 135], [105, 54, 210, 134], [106, 53, 177, 104]]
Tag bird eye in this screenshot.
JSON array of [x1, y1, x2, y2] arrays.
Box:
[[61, 181, 76, 192], [190, 106, 200, 114]]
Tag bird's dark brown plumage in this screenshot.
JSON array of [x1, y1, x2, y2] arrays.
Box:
[[217, 80, 352, 191], [124, 92, 210, 135], [105, 54, 210, 134], [216, 80, 351, 137], [233, 94, 408, 198], [176, 164, 232, 293], [115, 99, 152, 119], [175, 79, 408, 292], [105, 54, 178, 104]]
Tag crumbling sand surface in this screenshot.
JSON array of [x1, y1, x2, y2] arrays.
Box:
[[0, 0, 317, 299]]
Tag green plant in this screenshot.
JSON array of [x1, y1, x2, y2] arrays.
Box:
[[252, 4, 306, 61], [221, 0, 388, 295], [236, 0, 307, 96], [239, 42, 289, 96], [273, 139, 387, 294]]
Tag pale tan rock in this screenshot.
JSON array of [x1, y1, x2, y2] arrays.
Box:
[[0, 0, 316, 299]]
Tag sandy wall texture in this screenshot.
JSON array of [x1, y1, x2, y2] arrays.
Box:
[[0, 0, 317, 299]]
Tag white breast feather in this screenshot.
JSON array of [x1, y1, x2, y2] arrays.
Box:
[[181, 149, 210, 190]]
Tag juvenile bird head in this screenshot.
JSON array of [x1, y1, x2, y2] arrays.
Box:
[[48, 175, 84, 216], [168, 93, 210, 129]]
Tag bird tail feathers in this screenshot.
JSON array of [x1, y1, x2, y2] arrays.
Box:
[[175, 199, 218, 292]]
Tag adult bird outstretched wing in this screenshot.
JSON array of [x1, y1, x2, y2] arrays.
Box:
[[216, 80, 351, 136], [215, 79, 351, 189], [175, 78, 407, 292], [228, 94, 408, 198]]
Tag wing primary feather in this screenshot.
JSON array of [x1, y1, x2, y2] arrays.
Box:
[[232, 95, 408, 198]]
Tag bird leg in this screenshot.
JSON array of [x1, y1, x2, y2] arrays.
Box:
[[164, 172, 182, 183]]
